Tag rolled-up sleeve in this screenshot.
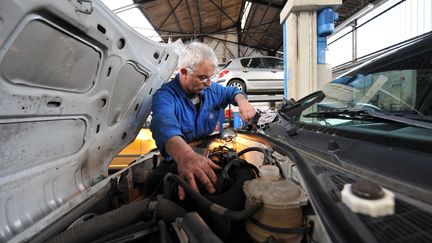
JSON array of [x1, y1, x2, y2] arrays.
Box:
[[215, 84, 246, 107], [150, 90, 184, 156]]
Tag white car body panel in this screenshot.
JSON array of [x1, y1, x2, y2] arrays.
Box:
[[0, 1, 180, 242]]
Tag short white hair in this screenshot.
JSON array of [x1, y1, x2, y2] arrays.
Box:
[[178, 41, 218, 70]]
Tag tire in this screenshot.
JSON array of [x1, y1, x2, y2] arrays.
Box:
[[227, 79, 246, 92]]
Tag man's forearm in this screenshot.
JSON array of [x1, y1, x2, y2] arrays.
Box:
[[234, 93, 248, 105], [165, 136, 194, 161]]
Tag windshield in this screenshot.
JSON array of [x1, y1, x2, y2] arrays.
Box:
[[298, 35, 432, 137]]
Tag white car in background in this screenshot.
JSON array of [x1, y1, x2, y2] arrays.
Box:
[[216, 56, 284, 93]]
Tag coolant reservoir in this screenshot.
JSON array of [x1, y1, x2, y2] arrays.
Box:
[[243, 165, 307, 243]]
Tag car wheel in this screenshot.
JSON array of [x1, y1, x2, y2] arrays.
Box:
[[227, 80, 246, 92]]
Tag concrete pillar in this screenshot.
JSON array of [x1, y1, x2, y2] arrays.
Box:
[[280, 0, 341, 100]]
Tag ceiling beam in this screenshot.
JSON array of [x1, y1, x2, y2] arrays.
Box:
[[242, 46, 249, 56], [185, 0, 196, 33], [247, 0, 284, 9], [152, 33, 267, 52], [157, 0, 184, 31], [244, 31, 262, 46], [256, 4, 280, 47], [194, 0, 203, 33], [155, 20, 279, 37], [166, 0, 184, 32], [208, 0, 237, 26], [206, 35, 275, 53], [213, 40, 222, 50], [156, 20, 278, 36], [221, 40, 235, 58], [258, 0, 272, 24], [254, 0, 272, 46], [219, 0, 222, 30]]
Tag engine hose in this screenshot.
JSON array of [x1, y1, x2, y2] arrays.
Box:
[[47, 199, 151, 243], [237, 146, 268, 157], [221, 158, 245, 175], [238, 146, 274, 165], [209, 166, 256, 210], [156, 196, 187, 222], [222, 158, 260, 177], [166, 173, 262, 221], [238, 147, 287, 179]]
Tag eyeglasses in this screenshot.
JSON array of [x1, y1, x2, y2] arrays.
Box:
[[186, 68, 217, 83]]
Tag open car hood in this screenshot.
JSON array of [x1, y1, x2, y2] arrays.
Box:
[[0, 0, 180, 241]]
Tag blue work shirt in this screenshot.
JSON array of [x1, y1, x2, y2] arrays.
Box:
[[150, 74, 244, 158]]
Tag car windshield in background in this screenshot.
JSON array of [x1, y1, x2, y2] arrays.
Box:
[[298, 35, 432, 135]]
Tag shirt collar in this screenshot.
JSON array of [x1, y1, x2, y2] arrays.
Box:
[[169, 73, 188, 98]]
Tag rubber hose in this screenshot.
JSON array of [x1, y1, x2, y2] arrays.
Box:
[[207, 167, 254, 210], [238, 147, 286, 178], [167, 174, 262, 221], [221, 158, 245, 176], [156, 196, 187, 222], [46, 199, 151, 243], [237, 146, 268, 157]]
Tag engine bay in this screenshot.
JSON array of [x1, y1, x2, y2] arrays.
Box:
[[45, 131, 319, 243]]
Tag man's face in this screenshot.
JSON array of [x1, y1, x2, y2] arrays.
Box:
[[180, 59, 216, 95]]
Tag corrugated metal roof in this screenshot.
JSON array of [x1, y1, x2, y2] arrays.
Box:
[[138, 0, 243, 36], [135, 0, 377, 53]]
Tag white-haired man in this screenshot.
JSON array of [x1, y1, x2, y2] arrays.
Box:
[[149, 42, 256, 200]]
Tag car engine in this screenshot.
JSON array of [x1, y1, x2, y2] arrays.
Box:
[[46, 130, 314, 243]]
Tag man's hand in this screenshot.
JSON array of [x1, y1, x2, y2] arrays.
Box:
[[235, 94, 256, 123], [166, 136, 219, 200]]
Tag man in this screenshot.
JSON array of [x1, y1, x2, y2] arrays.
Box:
[[149, 42, 256, 200]]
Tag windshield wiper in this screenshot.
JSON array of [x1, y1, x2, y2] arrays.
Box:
[[276, 91, 326, 136], [303, 109, 432, 130]]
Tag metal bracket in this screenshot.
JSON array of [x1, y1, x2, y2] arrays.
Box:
[[76, 0, 93, 14]]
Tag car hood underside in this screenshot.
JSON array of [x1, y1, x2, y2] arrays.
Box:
[[0, 0, 180, 241]]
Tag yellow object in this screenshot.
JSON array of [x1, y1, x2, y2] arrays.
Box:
[[109, 128, 156, 170]]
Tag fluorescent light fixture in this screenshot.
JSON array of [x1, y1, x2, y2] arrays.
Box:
[[241, 1, 252, 30]]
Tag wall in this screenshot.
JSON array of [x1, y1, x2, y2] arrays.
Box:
[[328, 0, 432, 67]]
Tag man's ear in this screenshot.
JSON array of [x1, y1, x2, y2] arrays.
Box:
[[179, 68, 189, 83], [179, 68, 188, 76]]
